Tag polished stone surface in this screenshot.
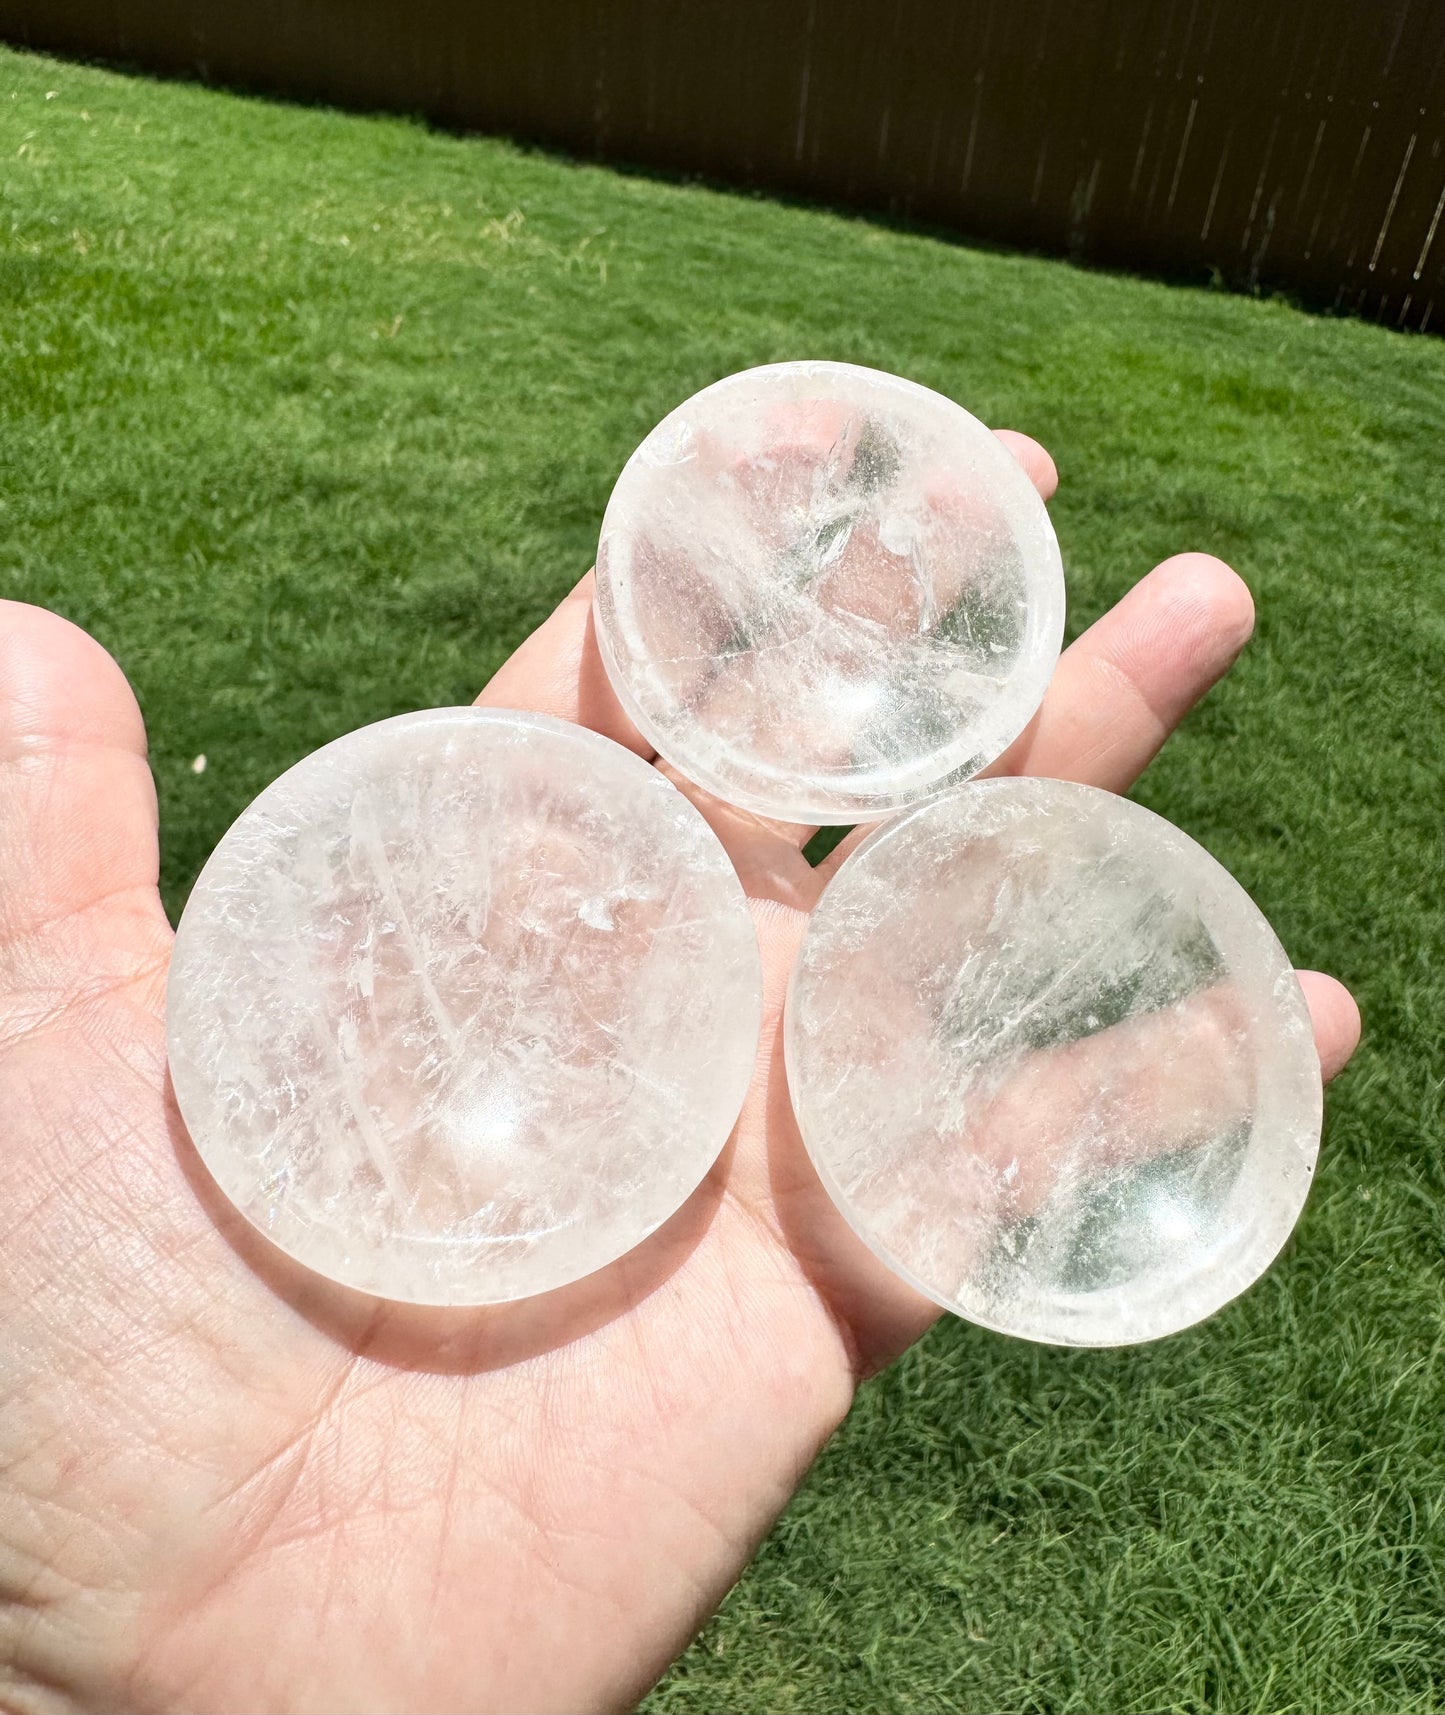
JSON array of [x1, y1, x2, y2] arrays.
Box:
[[594, 361, 1064, 824], [167, 708, 763, 1304], [786, 779, 1322, 1346]]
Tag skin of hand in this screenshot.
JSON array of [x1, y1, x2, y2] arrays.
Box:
[[0, 432, 1361, 1715]]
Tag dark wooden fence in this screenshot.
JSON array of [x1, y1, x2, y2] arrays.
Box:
[[6, 0, 1444, 330]]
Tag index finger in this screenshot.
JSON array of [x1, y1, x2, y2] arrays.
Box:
[[473, 571, 654, 757]]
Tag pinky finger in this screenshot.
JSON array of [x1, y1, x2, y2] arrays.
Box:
[[1297, 971, 1362, 1083]]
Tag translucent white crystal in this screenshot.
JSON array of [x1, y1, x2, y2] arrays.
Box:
[[594, 361, 1065, 824], [166, 708, 763, 1305], [785, 779, 1322, 1346]]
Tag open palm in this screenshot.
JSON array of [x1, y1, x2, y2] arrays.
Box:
[[0, 435, 1359, 1714]]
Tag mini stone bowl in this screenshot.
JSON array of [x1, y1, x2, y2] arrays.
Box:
[[785, 777, 1322, 1346], [167, 707, 763, 1305], [594, 361, 1065, 825]]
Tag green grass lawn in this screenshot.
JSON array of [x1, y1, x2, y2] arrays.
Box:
[[3, 44, 1443, 1714]]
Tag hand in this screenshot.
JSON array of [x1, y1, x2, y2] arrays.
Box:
[[0, 434, 1360, 1714]]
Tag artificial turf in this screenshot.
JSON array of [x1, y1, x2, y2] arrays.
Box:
[[2, 44, 1442, 1715]]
